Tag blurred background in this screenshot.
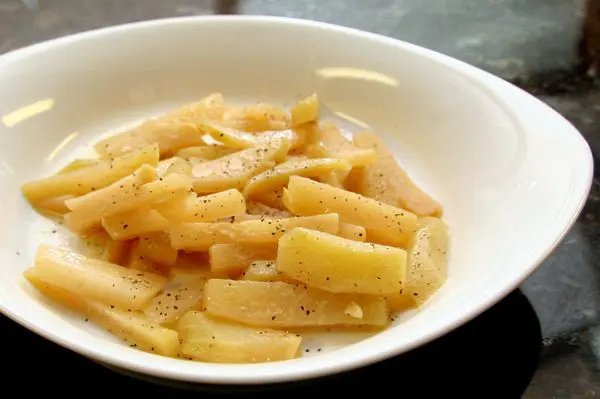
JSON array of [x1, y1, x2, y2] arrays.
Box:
[[1, 0, 600, 397]]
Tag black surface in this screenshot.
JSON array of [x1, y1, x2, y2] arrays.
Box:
[[3, 289, 541, 397]]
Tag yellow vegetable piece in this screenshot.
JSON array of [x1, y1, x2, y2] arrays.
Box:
[[137, 232, 178, 266], [277, 228, 406, 295], [25, 268, 88, 313], [241, 260, 295, 283], [284, 176, 417, 248], [169, 93, 226, 121], [176, 145, 238, 160], [177, 311, 301, 363], [251, 189, 287, 210], [204, 279, 388, 328], [294, 122, 326, 158], [151, 192, 192, 220], [353, 131, 443, 217], [246, 200, 292, 218], [96, 120, 204, 159], [338, 223, 367, 242], [242, 157, 351, 198], [65, 164, 157, 213], [200, 120, 304, 151], [102, 206, 169, 241], [64, 169, 191, 233], [384, 292, 418, 312], [170, 254, 217, 281], [144, 278, 206, 325], [127, 241, 171, 276], [25, 270, 179, 356], [316, 122, 376, 186], [32, 244, 166, 310], [392, 217, 449, 306], [101, 238, 133, 266], [21, 144, 159, 204], [154, 189, 246, 224], [36, 195, 73, 217], [88, 303, 180, 356], [171, 213, 339, 251], [291, 93, 319, 127], [199, 121, 257, 149], [164, 157, 192, 176], [221, 103, 291, 132], [191, 138, 290, 193], [128, 257, 169, 276], [318, 171, 345, 188], [209, 243, 278, 276], [79, 230, 110, 259], [335, 148, 377, 167]]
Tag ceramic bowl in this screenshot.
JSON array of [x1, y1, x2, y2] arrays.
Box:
[[0, 15, 592, 385]]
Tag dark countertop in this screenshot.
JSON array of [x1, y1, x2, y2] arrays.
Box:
[[1, 1, 599, 397]]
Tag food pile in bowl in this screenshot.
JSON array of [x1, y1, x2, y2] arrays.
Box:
[[20, 92, 448, 364]]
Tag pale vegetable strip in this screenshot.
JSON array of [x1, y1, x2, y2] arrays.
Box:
[[153, 189, 246, 223], [136, 232, 178, 266], [176, 145, 238, 160], [101, 238, 132, 265], [201, 123, 305, 152], [241, 260, 295, 283], [338, 223, 367, 242], [246, 200, 292, 218], [65, 164, 157, 213], [164, 157, 192, 176], [353, 131, 442, 217], [144, 278, 206, 325], [170, 213, 340, 251], [386, 217, 449, 307], [209, 243, 278, 275], [221, 102, 290, 132], [22, 144, 159, 203], [64, 172, 192, 233], [277, 228, 407, 295], [251, 189, 287, 210], [242, 157, 351, 198], [177, 311, 301, 363], [204, 279, 389, 327], [25, 269, 179, 356], [284, 176, 417, 247], [190, 138, 290, 193], [102, 207, 169, 240], [94, 93, 226, 159], [291, 93, 319, 127], [36, 195, 73, 217], [319, 122, 376, 166], [96, 120, 204, 159], [32, 244, 166, 310]]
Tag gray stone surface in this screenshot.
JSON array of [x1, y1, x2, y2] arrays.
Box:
[[1, 0, 600, 396], [0, 0, 588, 80], [240, 0, 587, 80]]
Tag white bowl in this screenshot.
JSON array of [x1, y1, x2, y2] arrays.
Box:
[[0, 15, 593, 385]]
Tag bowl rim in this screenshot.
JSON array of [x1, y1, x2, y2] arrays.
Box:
[[0, 14, 594, 385]]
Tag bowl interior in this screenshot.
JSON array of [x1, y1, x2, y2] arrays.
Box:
[[0, 16, 592, 384]]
